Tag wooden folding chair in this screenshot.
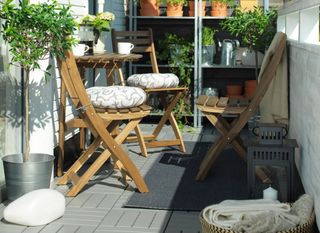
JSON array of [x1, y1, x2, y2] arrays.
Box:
[[56, 51, 150, 196], [195, 32, 287, 181], [111, 28, 187, 156]]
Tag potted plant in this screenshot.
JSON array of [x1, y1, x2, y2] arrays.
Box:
[[166, 0, 186, 16], [138, 0, 161, 16], [202, 26, 217, 65], [75, 11, 115, 53], [221, 6, 277, 77], [188, 0, 206, 16], [210, 0, 235, 17], [0, 0, 77, 201]]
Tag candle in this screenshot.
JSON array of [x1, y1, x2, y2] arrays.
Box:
[[263, 186, 278, 201]]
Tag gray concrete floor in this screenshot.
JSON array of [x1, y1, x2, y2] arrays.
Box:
[[0, 124, 211, 233], [0, 123, 314, 233]]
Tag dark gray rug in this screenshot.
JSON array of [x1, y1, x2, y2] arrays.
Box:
[[125, 141, 249, 211]]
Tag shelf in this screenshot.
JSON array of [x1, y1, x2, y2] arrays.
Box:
[[132, 64, 195, 69], [201, 64, 258, 69], [132, 16, 196, 19]]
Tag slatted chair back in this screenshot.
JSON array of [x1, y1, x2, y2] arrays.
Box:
[[111, 28, 159, 73]]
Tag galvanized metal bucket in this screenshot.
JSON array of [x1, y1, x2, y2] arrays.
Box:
[[2, 153, 55, 201]]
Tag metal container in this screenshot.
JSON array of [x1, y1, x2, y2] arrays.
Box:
[[220, 39, 239, 66], [2, 153, 54, 201]]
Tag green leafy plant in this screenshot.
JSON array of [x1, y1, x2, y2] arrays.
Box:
[[75, 11, 115, 43], [0, 0, 77, 161], [221, 6, 277, 51], [211, 0, 235, 5], [167, 0, 187, 6], [158, 33, 194, 129], [221, 6, 277, 77], [202, 26, 217, 45]]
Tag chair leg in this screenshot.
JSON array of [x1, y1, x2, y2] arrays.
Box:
[[168, 112, 186, 153], [65, 148, 112, 197], [56, 136, 102, 185], [144, 90, 185, 151], [60, 118, 149, 196], [58, 81, 66, 177], [196, 135, 230, 181], [134, 125, 148, 157], [206, 114, 246, 160]]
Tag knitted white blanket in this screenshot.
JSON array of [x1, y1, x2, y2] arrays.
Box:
[[202, 199, 299, 231]]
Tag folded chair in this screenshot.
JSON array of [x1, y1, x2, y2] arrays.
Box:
[[195, 32, 287, 181], [56, 50, 150, 196], [111, 28, 187, 155]]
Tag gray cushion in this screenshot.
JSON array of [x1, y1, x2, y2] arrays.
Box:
[[87, 86, 146, 109], [127, 73, 179, 89]]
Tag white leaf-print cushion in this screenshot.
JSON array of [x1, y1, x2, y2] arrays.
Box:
[[127, 73, 179, 89], [87, 86, 146, 109]]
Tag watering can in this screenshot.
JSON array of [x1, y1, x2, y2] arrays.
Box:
[[220, 39, 240, 66]]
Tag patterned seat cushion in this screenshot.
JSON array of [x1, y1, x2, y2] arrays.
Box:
[[86, 86, 146, 109], [127, 73, 179, 89]]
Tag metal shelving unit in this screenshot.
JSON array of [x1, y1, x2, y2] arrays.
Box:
[[128, 1, 258, 128]]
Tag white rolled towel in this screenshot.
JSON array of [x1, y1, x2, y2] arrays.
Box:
[[202, 199, 291, 229]]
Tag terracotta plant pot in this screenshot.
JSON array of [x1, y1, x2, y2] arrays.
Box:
[[188, 1, 206, 16], [167, 3, 183, 16], [226, 84, 242, 96], [244, 80, 257, 88], [140, 0, 160, 16], [210, 2, 228, 17], [244, 80, 257, 98]]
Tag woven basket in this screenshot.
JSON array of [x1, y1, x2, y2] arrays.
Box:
[[199, 210, 315, 233]]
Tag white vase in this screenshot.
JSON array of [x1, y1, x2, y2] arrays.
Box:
[[94, 33, 107, 54]]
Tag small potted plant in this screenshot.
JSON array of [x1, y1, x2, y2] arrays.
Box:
[[75, 11, 115, 54], [202, 26, 217, 65], [166, 0, 186, 16], [0, 0, 77, 201], [210, 0, 235, 17], [221, 6, 277, 77]]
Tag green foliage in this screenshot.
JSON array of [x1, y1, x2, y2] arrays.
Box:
[[211, 0, 235, 5], [0, 0, 77, 73], [221, 6, 277, 51], [0, 0, 77, 160], [202, 27, 217, 46], [166, 0, 187, 6], [158, 33, 193, 128], [75, 12, 115, 33]]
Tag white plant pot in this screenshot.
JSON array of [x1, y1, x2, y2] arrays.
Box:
[[94, 34, 107, 54]]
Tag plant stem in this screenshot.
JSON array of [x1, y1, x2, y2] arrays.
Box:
[[24, 70, 30, 162]]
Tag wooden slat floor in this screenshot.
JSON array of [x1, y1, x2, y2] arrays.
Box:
[[0, 123, 230, 233]]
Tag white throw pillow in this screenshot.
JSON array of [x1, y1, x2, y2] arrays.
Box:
[[87, 86, 147, 109], [4, 189, 65, 226], [127, 73, 179, 89]]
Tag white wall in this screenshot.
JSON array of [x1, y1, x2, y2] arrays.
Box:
[[288, 41, 320, 227], [278, 0, 320, 227]]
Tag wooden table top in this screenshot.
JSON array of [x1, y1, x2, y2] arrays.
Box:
[[75, 53, 143, 64]]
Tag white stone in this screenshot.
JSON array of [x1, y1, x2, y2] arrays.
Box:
[[4, 189, 65, 226]]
